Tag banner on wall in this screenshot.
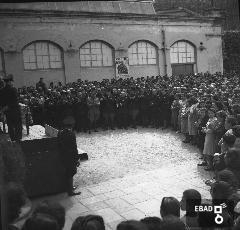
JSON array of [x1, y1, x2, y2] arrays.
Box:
[[115, 57, 129, 78]]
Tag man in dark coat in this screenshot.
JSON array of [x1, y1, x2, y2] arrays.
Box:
[[73, 95, 88, 133], [1, 74, 22, 141], [100, 92, 116, 130], [57, 116, 81, 196], [129, 92, 139, 129], [36, 78, 47, 94]]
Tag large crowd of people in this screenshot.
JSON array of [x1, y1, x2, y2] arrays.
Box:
[[2, 71, 240, 229]]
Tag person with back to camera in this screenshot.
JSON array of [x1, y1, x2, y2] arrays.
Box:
[[71, 215, 105, 230], [210, 181, 234, 227], [1, 74, 22, 141], [180, 189, 202, 229], [140, 217, 162, 230], [160, 216, 187, 230], [117, 220, 148, 230], [32, 200, 66, 230], [22, 213, 59, 230], [36, 77, 47, 94], [160, 196, 180, 219], [57, 116, 81, 196]]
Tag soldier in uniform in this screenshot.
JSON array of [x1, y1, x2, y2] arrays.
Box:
[[1, 74, 22, 141], [57, 116, 81, 196]]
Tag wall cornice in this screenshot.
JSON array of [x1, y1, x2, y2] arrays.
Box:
[[0, 9, 220, 24]]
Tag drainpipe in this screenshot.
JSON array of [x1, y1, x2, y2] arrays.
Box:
[[161, 28, 168, 76]]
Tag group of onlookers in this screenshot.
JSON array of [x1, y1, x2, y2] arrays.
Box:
[[17, 75, 175, 133], [3, 181, 240, 230], [2, 71, 240, 229], [170, 86, 240, 172]]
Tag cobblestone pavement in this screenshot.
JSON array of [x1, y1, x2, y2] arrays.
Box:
[[28, 128, 213, 230]]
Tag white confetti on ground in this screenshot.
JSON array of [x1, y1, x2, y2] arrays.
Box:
[[75, 127, 202, 187]]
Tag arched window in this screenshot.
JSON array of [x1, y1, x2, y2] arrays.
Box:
[[170, 41, 196, 75], [22, 41, 63, 70], [170, 41, 195, 64], [0, 48, 5, 74], [79, 41, 113, 67], [128, 41, 157, 65]]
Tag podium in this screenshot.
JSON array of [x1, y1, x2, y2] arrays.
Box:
[[20, 137, 67, 198], [20, 125, 88, 197]]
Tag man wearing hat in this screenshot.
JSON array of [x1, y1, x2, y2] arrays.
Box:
[[57, 115, 81, 196], [0, 74, 22, 141]]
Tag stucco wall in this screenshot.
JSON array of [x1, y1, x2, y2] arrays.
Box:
[[164, 25, 223, 75], [0, 15, 223, 87]]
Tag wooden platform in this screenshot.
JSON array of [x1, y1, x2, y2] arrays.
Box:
[[22, 125, 46, 140], [22, 125, 87, 156]]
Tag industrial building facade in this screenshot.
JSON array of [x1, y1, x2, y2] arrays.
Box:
[[0, 1, 223, 87]]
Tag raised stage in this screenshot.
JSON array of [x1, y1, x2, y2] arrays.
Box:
[[22, 125, 87, 156]]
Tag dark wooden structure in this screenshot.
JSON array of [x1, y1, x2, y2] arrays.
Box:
[[20, 138, 67, 198]]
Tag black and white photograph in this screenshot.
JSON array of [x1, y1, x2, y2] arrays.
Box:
[[1, 0, 240, 229]]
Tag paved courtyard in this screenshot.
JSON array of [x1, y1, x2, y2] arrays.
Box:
[[26, 128, 213, 230]]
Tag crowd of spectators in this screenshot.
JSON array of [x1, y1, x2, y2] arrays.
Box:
[[4, 181, 240, 230], [15, 72, 240, 135], [15, 72, 240, 173], [3, 71, 240, 229]]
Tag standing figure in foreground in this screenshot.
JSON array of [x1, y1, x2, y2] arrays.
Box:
[[1, 74, 22, 141], [58, 116, 81, 196]]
